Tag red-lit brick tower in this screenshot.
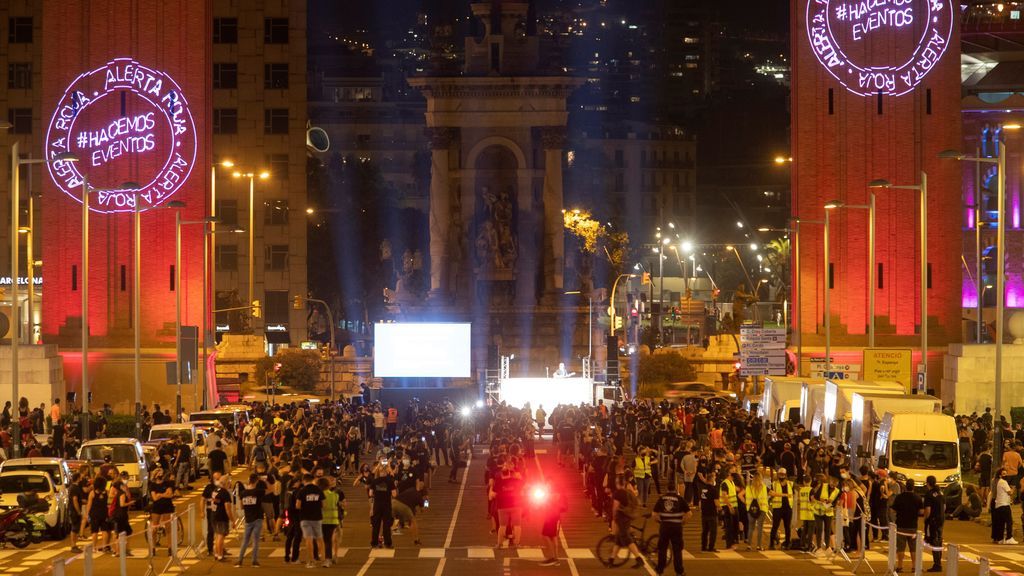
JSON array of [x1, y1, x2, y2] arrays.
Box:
[[791, 0, 962, 385], [40, 1, 209, 408]]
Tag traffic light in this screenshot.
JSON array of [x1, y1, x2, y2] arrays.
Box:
[[252, 299, 262, 318], [292, 295, 304, 309], [641, 272, 651, 285], [614, 316, 623, 330]]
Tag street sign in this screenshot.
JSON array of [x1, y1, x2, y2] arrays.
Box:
[[739, 325, 787, 376], [863, 348, 913, 393]]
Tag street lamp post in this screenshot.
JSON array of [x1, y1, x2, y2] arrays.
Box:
[[8, 143, 76, 456], [822, 195, 877, 347], [823, 209, 832, 376], [231, 170, 270, 332], [130, 192, 184, 437], [869, 172, 928, 391], [175, 216, 218, 420], [608, 273, 638, 336], [565, 291, 593, 374], [941, 143, 1009, 460]]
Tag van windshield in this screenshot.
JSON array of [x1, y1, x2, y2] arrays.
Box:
[[891, 440, 958, 470], [150, 428, 192, 442], [80, 445, 138, 464]]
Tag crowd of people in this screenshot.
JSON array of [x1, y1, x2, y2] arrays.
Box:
[[2, 390, 1017, 575]]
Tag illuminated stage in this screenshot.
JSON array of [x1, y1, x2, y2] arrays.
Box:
[[498, 377, 595, 410]]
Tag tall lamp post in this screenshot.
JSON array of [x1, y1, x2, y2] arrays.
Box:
[[565, 290, 592, 375], [81, 179, 140, 441], [760, 220, 823, 376], [821, 195, 877, 347], [868, 173, 928, 391], [130, 192, 185, 438], [941, 141, 1010, 461], [231, 170, 270, 332], [608, 273, 638, 337], [8, 143, 76, 457], [175, 216, 219, 420]]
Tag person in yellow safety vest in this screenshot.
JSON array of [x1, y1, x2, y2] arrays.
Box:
[[797, 476, 816, 552], [811, 474, 841, 553], [634, 447, 653, 507], [769, 468, 795, 549], [720, 468, 739, 548]]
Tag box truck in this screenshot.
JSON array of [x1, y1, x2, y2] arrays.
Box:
[[848, 393, 941, 472], [822, 380, 905, 445], [873, 412, 961, 490], [760, 376, 821, 426]]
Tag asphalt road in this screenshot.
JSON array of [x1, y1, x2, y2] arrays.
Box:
[[9, 438, 1024, 576]]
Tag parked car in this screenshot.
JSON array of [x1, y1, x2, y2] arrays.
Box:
[[665, 381, 737, 402], [0, 470, 68, 538], [78, 438, 150, 506], [0, 457, 73, 538]]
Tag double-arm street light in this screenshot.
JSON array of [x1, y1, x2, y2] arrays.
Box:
[[868, 173, 928, 391], [760, 219, 823, 376], [231, 170, 270, 326], [824, 194, 877, 348], [175, 215, 221, 420], [8, 142, 77, 456], [940, 142, 1009, 461]]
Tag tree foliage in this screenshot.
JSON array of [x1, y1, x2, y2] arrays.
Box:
[[255, 349, 322, 392], [637, 353, 697, 396]]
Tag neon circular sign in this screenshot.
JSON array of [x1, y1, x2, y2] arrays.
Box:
[[806, 0, 953, 97], [45, 58, 196, 213]]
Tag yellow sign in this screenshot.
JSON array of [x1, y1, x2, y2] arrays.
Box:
[[863, 348, 914, 393]]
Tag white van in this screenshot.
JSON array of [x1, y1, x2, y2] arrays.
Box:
[[78, 438, 150, 504], [148, 423, 207, 479], [849, 394, 941, 472], [874, 412, 961, 489]]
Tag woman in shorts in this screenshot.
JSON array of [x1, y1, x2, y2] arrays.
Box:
[[86, 476, 110, 553], [149, 468, 176, 552]]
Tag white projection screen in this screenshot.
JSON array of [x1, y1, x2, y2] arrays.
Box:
[[373, 322, 472, 378]]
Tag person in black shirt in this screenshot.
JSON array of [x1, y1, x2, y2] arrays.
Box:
[[890, 479, 927, 573], [235, 473, 266, 567], [368, 464, 397, 548], [67, 474, 85, 553], [698, 471, 720, 552], [296, 473, 327, 568], [207, 441, 228, 475], [210, 476, 234, 561], [923, 476, 945, 573], [653, 485, 691, 576], [200, 472, 222, 555], [174, 434, 192, 489]]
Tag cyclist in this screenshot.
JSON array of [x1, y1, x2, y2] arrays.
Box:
[[609, 475, 646, 569]]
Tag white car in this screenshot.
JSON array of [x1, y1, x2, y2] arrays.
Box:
[[78, 438, 150, 505], [0, 457, 72, 538], [0, 471, 66, 538]]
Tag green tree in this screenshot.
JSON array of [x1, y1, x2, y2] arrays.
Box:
[[255, 349, 322, 392], [637, 353, 696, 398]]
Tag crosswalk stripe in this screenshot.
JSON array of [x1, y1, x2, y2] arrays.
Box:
[[26, 549, 63, 560], [419, 548, 445, 558], [369, 548, 395, 558], [713, 549, 744, 560], [761, 551, 791, 560], [515, 547, 544, 559], [565, 548, 595, 559], [998, 552, 1024, 562], [466, 547, 495, 559]]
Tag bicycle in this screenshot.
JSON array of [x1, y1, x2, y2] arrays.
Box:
[[595, 513, 659, 567]]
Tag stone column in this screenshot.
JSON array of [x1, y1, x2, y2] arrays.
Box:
[[540, 126, 566, 299], [426, 127, 458, 301]]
